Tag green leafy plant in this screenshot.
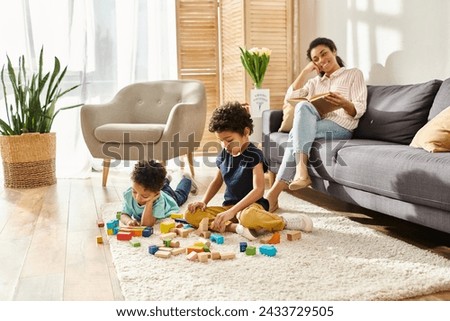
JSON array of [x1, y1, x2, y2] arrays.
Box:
[[239, 47, 271, 89], [0, 47, 81, 135]]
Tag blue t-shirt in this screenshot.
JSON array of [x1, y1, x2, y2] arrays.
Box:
[[216, 143, 269, 211], [122, 187, 179, 221]]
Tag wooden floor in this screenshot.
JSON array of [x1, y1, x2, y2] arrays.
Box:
[[0, 157, 449, 301]]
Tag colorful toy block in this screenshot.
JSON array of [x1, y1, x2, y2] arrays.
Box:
[[259, 245, 277, 257], [245, 246, 256, 256], [160, 220, 176, 234], [142, 227, 153, 237], [117, 232, 132, 241], [107, 229, 114, 235], [163, 239, 172, 247], [239, 242, 248, 252], [148, 245, 159, 255], [97, 219, 105, 227], [106, 219, 119, 229], [116, 211, 122, 219], [96, 236, 103, 244], [187, 246, 204, 254], [286, 230, 301, 241], [260, 232, 280, 244], [130, 240, 141, 247], [170, 213, 184, 219], [210, 234, 224, 244]]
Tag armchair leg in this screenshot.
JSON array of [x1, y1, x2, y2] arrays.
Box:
[[187, 152, 195, 177], [102, 159, 111, 187]]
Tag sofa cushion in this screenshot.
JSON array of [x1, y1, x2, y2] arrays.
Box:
[[333, 142, 450, 212], [429, 77, 450, 120], [278, 102, 295, 132], [353, 80, 442, 145], [94, 123, 165, 143], [410, 106, 450, 152]]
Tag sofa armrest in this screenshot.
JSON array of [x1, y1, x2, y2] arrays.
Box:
[[262, 109, 283, 135]]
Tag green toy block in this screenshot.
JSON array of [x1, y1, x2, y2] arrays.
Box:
[[245, 246, 256, 256], [130, 240, 141, 247]]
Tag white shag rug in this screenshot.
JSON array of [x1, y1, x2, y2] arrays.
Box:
[[101, 193, 450, 301]]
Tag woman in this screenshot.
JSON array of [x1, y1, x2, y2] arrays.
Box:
[[266, 37, 367, 212]]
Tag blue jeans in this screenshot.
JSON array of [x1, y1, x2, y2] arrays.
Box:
[[276, 102, 352, 183], [161, 177, 191, 206]]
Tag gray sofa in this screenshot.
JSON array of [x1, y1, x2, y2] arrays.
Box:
[[262, 78, 450, 234]]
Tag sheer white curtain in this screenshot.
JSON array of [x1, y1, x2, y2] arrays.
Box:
[[0, 0, 177, 178]]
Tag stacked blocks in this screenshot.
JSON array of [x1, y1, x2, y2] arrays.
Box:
[[107, 219, 120, 235], [160, 220, 176, 234]]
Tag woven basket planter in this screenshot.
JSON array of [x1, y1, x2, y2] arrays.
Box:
[[0, 133, 57, 188]]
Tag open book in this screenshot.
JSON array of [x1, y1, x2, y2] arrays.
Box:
[[287, 92, 341, 116]]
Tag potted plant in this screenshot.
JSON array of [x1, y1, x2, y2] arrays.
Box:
[[239, 46, 271, 119], [0, 47, 81, 188]]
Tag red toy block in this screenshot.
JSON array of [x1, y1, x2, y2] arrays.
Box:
[[117, 232, 132, 241]]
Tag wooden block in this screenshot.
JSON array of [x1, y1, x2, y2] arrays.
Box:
[[245, 246, 256, 256], [158, 247, 173, 252], [160, 220, 176, 234], [155, 250, 171, 258], [287, 230, 302, 241], [197, 252, 209, 263], [260, 232, 280, 244], [148, 245, 159, 255], [96, 236, 103, 244], [199, 231, 211, 238], [159, 232, 177, 240], [117, 232, 132, 241], [170, 240, 180, 248], [97, 219, 105, 228], [210, 251, 221, 260], [198, 217, 209, 232], [220, 252, 235, 260], [178, 228, 193, 238], [186, 251, 198, 261], [171, 247, 186, 256]]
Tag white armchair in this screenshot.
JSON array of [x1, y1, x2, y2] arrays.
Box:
[[80, 80, 207, 186]]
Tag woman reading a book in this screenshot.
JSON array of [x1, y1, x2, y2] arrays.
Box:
[[266, 37, 367, 212]]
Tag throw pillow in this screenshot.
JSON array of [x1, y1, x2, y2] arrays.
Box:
[[410, 106, 450, 152], [353, 79, 442, 144], [278, 102, 294, 132]]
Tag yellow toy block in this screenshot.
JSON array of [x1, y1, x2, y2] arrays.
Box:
[[160, 220, 176, 234], [170, 213, 184, 219], [96, 236, 103, 244]]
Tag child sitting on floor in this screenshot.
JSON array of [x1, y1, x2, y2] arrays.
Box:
[[121, 160, 197, 227], [185, 101, 313, 240]]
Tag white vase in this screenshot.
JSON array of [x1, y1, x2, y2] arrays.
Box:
[[250, 88, 270, 144], [250, 88, 270, 118]]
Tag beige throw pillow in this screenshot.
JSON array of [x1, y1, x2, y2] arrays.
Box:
[[410, 106, 450, 152], [278, 102, 295, 132]]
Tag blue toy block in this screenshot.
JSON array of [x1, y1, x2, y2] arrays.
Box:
[[113, 227, 120, 235], [148, 245, 159, 255], [106, 219, 119, 229], [210, 233, 224, 244], [183, 224, 194, 229], [142, 227, 153, 237], [259, 245, 277, 257], [239, 242, 247, 252]]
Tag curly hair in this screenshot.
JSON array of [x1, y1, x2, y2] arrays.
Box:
[[208, 101, 253, 135], [131, 160, 166, 192]]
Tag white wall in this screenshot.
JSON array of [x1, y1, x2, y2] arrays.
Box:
[[299, 0, 450, 85]]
